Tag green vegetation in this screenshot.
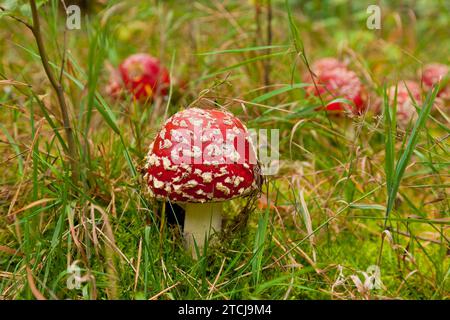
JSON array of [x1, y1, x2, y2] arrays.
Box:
[[0, 0, 448, 300]]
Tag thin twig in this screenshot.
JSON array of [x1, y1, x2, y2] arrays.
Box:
[[264, 0, 272, 92], [29, 0, 78, 183], [0, 6, 33, 30]]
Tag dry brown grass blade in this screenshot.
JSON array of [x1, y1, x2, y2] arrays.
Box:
[[26, 266, 46, 300], [0, 80, 30, 87], [207, 258, 226, 298], [67, 206, 88, 262], [94, 226, 136, 272], [7, 198, 56, 219], [0, 245, 23, 257], [0, 271, 16, 279], [272, 236, 301, 267], [297, 185, 317, 263], [149, 282, 180, 300], [6, 119, 44, 242], [91, 204, 119, 299], [134, 238, 143, 292], [90, 205, 100, 256]]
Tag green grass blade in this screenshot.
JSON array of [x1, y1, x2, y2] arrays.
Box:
[[251, 209, 270, 286], [197, 51, 287, 82], [252, 83, 309, 103], [197, 45, 289, 55], [384, 84, 396, 194], [385, 85, 440, 222]]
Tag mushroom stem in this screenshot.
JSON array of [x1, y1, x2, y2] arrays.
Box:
[[183, 202, 223, 257]]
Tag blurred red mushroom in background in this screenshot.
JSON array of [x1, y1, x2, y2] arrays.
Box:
[[119, 53, 170, 101], [105, 64, 123, 99], [303, 58, 367, 116], [421, 63, 449, 100], [106, 53, 170, 102], [306, 57, 347, 78], [388, 80, 422, 127]]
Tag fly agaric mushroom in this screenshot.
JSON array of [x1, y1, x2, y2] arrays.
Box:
[[119, 53, 170, 101], [421, 63, 449, 99], [388, 80, 422, 127], [305, 57, 347, 78], [144, 108, 260, 256], [304, 63, 367, 115], [106, 65, 124, 99]]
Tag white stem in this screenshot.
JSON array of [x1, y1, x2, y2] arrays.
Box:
[[184, 202, 223, 258]]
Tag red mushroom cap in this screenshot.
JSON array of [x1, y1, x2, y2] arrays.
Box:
[[305, 66, 367, 115], [304, 58, 347, 79], [106, 67, 124, 99], [119, 53, 170, 100], [421, 63, 449, 99], [388, 80, 422, 125], [144, 108, 260, 203]]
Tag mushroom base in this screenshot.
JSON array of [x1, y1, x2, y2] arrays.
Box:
[[183, 202, 223, 258]]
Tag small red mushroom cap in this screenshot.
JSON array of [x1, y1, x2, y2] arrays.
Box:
[[144, 108, 260, 203], [304, 66, 367, 115], [119, 53, 170, 100], [305, 58, 347, 78], [106, 67, 124, 99], [421, 63, 449, 99], [388, 80, 422, 125]]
